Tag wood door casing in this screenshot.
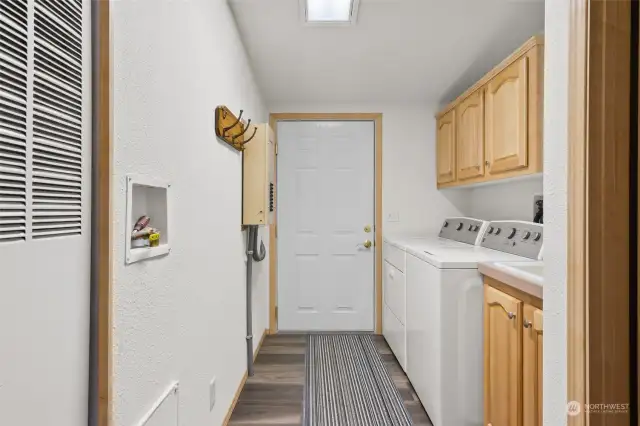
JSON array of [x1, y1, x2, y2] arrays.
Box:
[[436, 110, 456, 184], [523, 304, 543, 426], [484, 285, 523, 426], [456, 90, 485, 180], [486, 57, 529, 174]]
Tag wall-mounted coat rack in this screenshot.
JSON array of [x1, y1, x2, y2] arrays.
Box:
[[215, 105, 258, 151]]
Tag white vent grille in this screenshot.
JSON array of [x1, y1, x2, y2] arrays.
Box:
[[0, 0, 84, 243], [0, 0, 29, 242]]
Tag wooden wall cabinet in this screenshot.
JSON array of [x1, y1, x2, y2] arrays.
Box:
[[436, 35, 543, 188], [484, 281, 543, 426], [436, 109, 456, 184], [456, 89, 485, 180]]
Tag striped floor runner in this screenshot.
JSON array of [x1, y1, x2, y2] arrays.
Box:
[[304, 334, 413, 426]]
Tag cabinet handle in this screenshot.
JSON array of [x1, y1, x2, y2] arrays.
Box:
[[485, 161, 490, 167], [523, 319, 532, 328], [495, 303, 516, 319]]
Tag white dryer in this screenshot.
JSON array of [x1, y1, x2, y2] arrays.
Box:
[[404, 220, 544, 426], [382, 218, 488, 371]]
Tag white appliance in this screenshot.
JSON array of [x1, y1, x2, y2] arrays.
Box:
[[405, 220, 544, 426], [382, 218, 489, 371]]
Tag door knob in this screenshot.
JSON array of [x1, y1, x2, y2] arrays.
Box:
[[363, 240, 372, 249]]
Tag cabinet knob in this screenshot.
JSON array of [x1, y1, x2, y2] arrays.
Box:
[[507, 312, 516, 320], [485, 161, 490, 167], [524, 319, 532, 328]]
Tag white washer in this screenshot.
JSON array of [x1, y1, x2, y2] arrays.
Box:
[[382, 218, 488, 371], [404, 220, 544, 426]]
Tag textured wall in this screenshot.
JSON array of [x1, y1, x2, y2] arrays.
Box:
[[270, 102, 470, 235], [543, 1, 569, 424], [466, 176, 543, 222], [111, 0, 268, 425]]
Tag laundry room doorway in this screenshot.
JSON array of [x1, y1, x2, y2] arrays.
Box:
[[270, 114, 383, 333]]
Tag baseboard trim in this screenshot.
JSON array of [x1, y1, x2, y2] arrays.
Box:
[[222, 328, 267, 426]]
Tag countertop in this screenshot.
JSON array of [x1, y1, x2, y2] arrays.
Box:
[[478, 260, 544, 300]]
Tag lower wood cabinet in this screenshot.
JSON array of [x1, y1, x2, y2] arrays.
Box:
[[484, 283, 543, 426]]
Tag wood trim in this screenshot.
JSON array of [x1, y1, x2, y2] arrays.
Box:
[[222, 328, 268, 426], [268, 113, 384, 334], [268, 115, 278, 335], [436, 35, 544, 119], [568, 0, 589, 421], [374, 115, 383, 334], [568, 1, 632, 425], [483, 276, 543, 310], [96, 1, 113, 425]]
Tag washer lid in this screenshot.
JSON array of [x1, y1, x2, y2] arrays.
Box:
[[405, 244, 536, 269]]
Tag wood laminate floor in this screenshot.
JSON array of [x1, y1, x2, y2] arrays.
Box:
[[228, 334, 432, 425]]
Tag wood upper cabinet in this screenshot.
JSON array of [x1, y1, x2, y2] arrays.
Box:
[[436, 110, 456, 184], [484, 285, 522, 426], [456, 90, 485, 180], [435, 35, 543, 188], [485, 57, 529, 174], [523, 304, 543, 426]]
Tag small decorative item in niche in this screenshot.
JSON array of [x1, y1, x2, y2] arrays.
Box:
[[215, 105, 258, 151], [126, 174, 171, 264]]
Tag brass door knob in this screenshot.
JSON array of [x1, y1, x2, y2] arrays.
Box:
[[363, 240, 372, 249]]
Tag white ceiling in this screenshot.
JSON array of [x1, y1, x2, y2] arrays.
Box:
[[229, 0, 544, 105]]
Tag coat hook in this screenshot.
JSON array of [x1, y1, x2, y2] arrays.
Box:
[[242, 126, 258, 144], [223, 109, 243, 136], [232, 119, 252, 140]]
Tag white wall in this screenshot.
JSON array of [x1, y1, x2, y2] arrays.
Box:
[[111, 1, 269, 425], [270, 102, 469, 235], [465, 176, 543, 222], [543, 0, 569, 424]]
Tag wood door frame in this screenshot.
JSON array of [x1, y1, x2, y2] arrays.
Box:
[[94, 1, 113, 425], [268, 113, 383, 334], [568, 0, 632, 424]]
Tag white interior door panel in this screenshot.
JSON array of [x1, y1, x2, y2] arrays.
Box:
[[277, 121, 375, 331]]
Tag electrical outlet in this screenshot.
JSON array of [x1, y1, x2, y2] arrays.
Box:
[[533, 194, 543, 222], [209, 377, 216, 411], [386, 212, 399, 222]]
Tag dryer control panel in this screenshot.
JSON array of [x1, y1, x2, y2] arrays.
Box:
[[438, 217, 488, 245], [480, 220, 543, 259]]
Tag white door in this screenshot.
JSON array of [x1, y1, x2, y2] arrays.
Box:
[[277, 120, 375, 331], [0, 0, 91, 424]]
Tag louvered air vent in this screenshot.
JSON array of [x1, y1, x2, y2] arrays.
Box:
[[0, 0, 29, 243], [0, 0, 84, 243], [32, 0, 83, 239]]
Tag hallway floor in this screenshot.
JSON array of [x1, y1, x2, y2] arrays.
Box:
[[228, 334, 432, 425]]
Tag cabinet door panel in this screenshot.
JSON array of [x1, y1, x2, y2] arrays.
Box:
[[486, 58, 529, 174], [436, 110, 456, 184], [523, 304, 543, 426], [456, 90, 485, 180], [484, 285, 522, 426]]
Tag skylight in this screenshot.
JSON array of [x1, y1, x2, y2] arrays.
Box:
[[305, 0, 359, 24]]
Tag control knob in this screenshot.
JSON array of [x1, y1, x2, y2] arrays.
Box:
[[473, 225, 480, 232], [468, 224, 474, 231], [507, 228, 517, 239], [522, 231, 531, 240], [444, 221, 449, 228], [533, 232, 542, 241], [488, 226, 495, 234], [456, 222, 464, 231], [495, 228, 501, 235]]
